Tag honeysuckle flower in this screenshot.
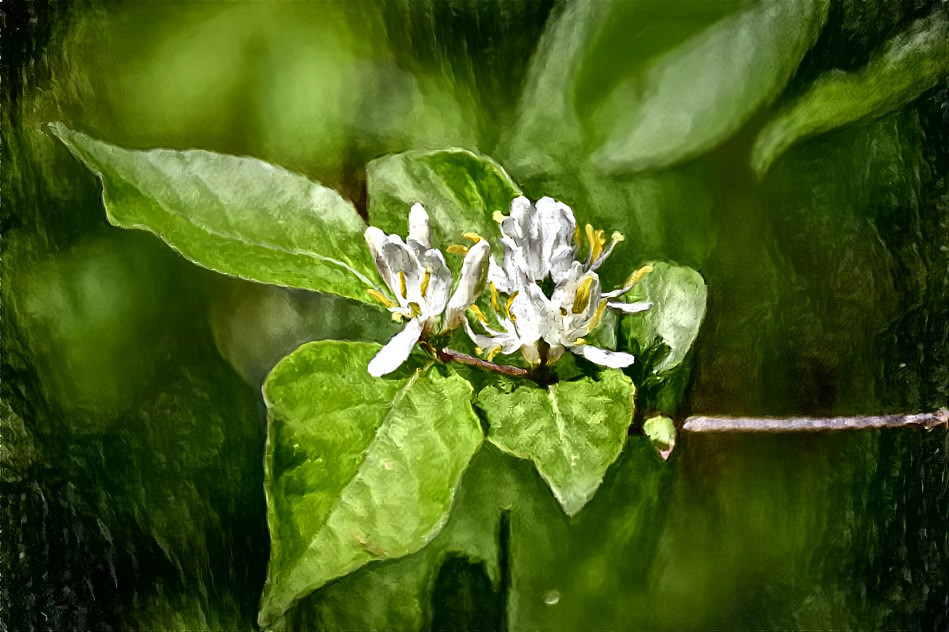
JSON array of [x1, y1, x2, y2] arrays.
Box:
[[365, 203, 490, 377], [488, 196, 578, 292], [467, 196, 652, 369]]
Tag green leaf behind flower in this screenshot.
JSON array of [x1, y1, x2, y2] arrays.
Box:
[[591, 0, 829, 173], [47, 123, 382, 303], [258, 341, 483, 627], [366, 148, 521, 253], [622, 262, 708, 375], [476, 370, 635, 517], [751, 8, 949, 176]]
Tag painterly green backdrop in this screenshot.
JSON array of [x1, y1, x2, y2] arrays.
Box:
[[2, 1, 946, 629]]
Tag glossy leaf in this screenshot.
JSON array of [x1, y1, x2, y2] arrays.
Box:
[[499, 0, 611, 174], [48, 123, 382, 302], [592, 0, 829, 173], [366, 148, 521, 251], [621, 262, 708, 375], [258, 341, 482, 627], [476, 370, 635, 517], [752, 8, 949, 176]]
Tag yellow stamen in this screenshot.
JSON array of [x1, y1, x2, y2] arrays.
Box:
[[391, 312, 405, 323], [485, 346, 502, 362], [611, 231, 625, 244], [490, 282, 501, 313], [625, 264, 653, 289], [474, 346, 483, 356], [585, 224, 596, 258], [590, 229, 606, 262], [420, 267, 432, 297], [367, 289, 395, 309], [505, 290, 519, 315], [408, 302, 422, 318], [587, 299, 608, 332], [398, 271, 407, 298], [574, 226, 583, 251], [468, 305, 489, 323], [462, 232, 483, 243], [446, 244, 469, 256], [492, 211, 506, 223], [574, 337, 587, 346], [572, 276, 594, 314]]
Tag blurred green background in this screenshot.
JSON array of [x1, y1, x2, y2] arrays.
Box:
[[1, 0, 946, 629]]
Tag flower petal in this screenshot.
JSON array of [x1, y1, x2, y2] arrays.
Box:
[[535, 197, 577, 281], [572, 344, 635, 368], [444, 241, 490, 330], [367, 318, 424, 377], [608, 301, 652, 313], [510, 283, 556, 346], [408, 203, 431, 249], [463, 318, 520, 355], [416, 248, 452, 314], [365, 227, 396, 291]]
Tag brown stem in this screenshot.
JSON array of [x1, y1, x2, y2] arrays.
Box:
[[681, 409, 948, 433], [436, 347, 532, 379]]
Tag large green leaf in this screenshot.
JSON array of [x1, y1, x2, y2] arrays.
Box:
[[751, 8, 949, 176], [621, 262, 708, 375], [591, 0, 829, 173], [47, 123, 382, 302], [258, 340, 483, 627], [498, 0, 612, 174], [476, 370, 635, 517], [367, 148, 521, 252]]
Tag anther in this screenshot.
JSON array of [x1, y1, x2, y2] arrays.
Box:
[[367, 289, 395, 309]]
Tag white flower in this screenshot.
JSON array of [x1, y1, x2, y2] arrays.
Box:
[[467, 197, 651, 369], [365, 203, 490, 377]]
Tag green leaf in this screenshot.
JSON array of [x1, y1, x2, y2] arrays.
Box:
[[258, 340, 483, 627], [751, 8, 949, 176], [621, 262, 708, 375], [367, 148, 521, 252], [498, 0, 612, 174], [47, 123, 382, 303], [476, 370, 635, 517], [643, 415, 677, 461], [591, 0, 829, 173]]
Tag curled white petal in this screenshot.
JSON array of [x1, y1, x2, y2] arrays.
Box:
[[535, 197, 577, 282], [368, 318, 424, 377], [444, 240, 490, 331], [572, 344, 635, 368], [365, 227, 394, 290], [608, 301, 652, 314], [408, 203, 431, 249]]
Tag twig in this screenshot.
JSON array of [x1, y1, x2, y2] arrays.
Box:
[[437, 347, 532, 379], [681, 409, 948, 433]]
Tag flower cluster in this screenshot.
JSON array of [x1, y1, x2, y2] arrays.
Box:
[[365, 197, 650, 376]]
